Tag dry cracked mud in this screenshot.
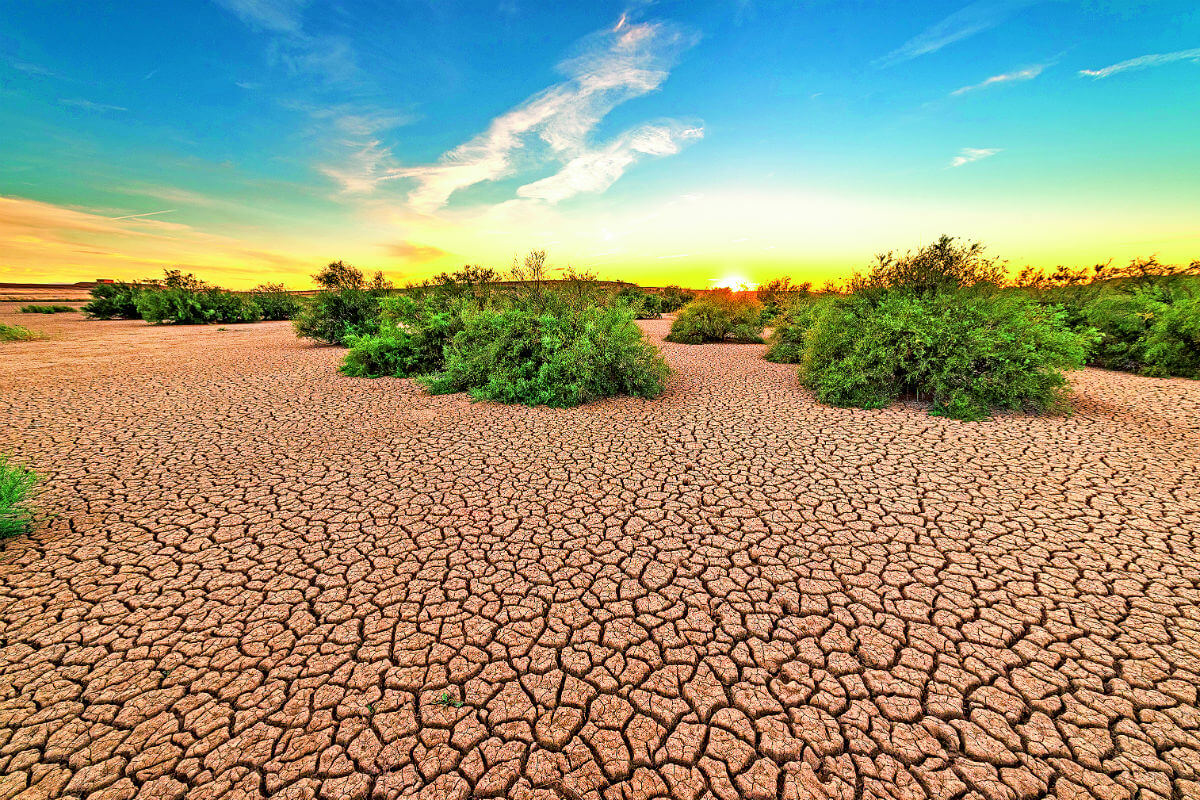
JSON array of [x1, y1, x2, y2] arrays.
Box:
[[2, 305, 1200, 800]]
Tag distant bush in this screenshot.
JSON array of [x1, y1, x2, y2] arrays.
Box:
[[800, 292, 1088, 420], [658, 285, 696, 312], [83, 282, 145, 319], [1083, 292, 1159, 372], [665, 291, 764, 344], [757, 277, 812, 323], [614, 287, 663, 319], [0, 324, 41, 342], [293, 261, 391, 345], [0, 454, 39, 538], [249, 283, 303, 321], [425, 304, 668, 407], [135, 271, 261, 325], [764, 298, 829, 363], [20, 304, 74, 314]]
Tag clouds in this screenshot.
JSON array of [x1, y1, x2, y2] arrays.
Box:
[[950, 147, 1001, 167], [382, 241, 447, 262], [951, 65, 1044, 95], [212, 0, 309, 34], [876, 0, 1051, 67], [344, 15, 701, 214], [60, 98, 127, 113], [1079, 48, 1200, 79]]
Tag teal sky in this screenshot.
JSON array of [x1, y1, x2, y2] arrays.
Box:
[[2, 0, 1198, 288]]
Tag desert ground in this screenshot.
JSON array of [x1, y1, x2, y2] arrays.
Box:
[[2, 303, 1200, 800]]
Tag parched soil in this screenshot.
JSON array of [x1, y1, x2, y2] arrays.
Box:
[[2, 305, 1200, 800]]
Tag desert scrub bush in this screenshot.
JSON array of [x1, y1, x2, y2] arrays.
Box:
[[764, 298, 829, 363], [249, 283, 303, 321], [0, 323, 41, 341], [1142, 295, 1200, 378], [340, 294, 468, 378], [425, 304, 669, 407], [800, 292, 1088, 420], [294, 261, 390, 345], [1082, 292, 1160, 372], [613, 287, 663, 319], [850, 234, 1005, 297], [665, 291, 764, 344], [83, 281, 146, 319], [757, 277, 812, 323], [20, 304, 74, 313], [0, 455, 39, 538], [657, 285, 696, 313]]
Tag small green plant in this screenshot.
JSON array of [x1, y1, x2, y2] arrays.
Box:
[[19, 304, 75, 313], [0, 455, 39, 538], [432, 692, 464, 708], [0, 323, 41, 342], [665, 291, 764, 344]]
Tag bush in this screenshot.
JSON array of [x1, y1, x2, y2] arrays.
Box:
[[0, 455, 39, 538], [250, 284, 303, 321], [614, 287, 663, 319], [424, 304, 669, 407], [1082, 292, 1159, 372], [658, 285, 696, 312], [764, 299, 828, 363], [293, 261, 391, 345], [800, 292, 1088, 420], [665, 292, 764, 344], [340, 294, 467, 378], [0, 324, 41, 342], [83, 282, 145, 319], [20, 304, 74, 313], [757, 277, 811, 323], [136, 286, 261, 324], [849, 235, 1005, 297], [1142, 295, 1200, 378]]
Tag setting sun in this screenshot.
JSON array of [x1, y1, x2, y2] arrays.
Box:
[[709, 275, 758, 291]]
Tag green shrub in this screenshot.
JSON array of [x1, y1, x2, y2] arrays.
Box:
[[1142, 295, 1200, 378], [1, 323, 41, 341], [136, 286, 261, 324], [613, 287, 663, 319], [20, 304, 74, 313], [0, 455, 39, 538], [340, 294, 467, 378], [424, 304, 669, 407], [658, 285, 696, 312], [1083, 292, 1160, 372], [665, 292, 764, 344], [293, 261, 390, 345], [250, 283, 303, 321], [849, 235, 1005, 297], [757, 277, 811, 323], [764, 299, 828, 363], [800, 292, 1088, 420], [83, 282, 145, 319]]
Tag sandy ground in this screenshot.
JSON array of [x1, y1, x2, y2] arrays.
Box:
[[1, 304, 1199, 800]]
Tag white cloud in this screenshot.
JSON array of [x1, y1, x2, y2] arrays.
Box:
[[516, 122, 703, 204], [212, 0, 309, 33], [951, 65, 1044, 95], [950, 147, 1002, 167], [1079, 48, 1200, 79], [876, 0, 1050, 67], [344, 16, 699, 213], [60, 98, 127, 113]]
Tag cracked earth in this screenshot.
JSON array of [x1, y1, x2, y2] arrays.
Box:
[[2, 305, 1200, 800]]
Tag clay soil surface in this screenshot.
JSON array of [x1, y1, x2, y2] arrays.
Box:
[[2, 304, 1200, 800]]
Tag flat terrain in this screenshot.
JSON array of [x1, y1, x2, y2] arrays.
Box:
[[2, 304, 1200, 800]]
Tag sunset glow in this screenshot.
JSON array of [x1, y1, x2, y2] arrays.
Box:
[[1, 2, 1197, 288]]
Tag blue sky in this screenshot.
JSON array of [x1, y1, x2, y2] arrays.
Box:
[[1, 0, 1198, 287]]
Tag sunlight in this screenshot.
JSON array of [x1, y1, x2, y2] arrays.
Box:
[[710, 274, 758, 291]]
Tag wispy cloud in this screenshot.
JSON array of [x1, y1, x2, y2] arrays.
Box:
[[951, 65, 1044, 95], [213, 0, 357, 83], [516, 122, 702, 204], [60, 98, 128, 113], [109, 209, 176, 221], [212, 0, 309, 34], [876, 0, 1049, 67], [950, 147, 1001, 167], [336, 15, 699, 213], [382, 241, 448, 262], [8, 59, 56, 77], [1079, 47, 1200, 79]]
